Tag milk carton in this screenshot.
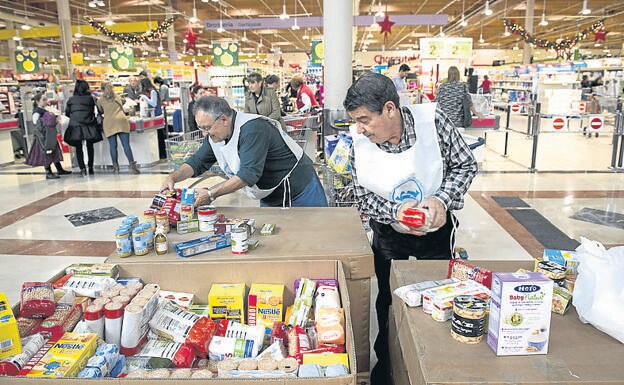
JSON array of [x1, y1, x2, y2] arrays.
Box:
[[487, 272, 553, 356]]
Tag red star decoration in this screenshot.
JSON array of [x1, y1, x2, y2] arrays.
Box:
[[378, 15, 395, 35], [593, 29, 608, 42], [184, 23, 198, 54]]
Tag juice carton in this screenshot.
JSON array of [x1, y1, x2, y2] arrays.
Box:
[[209, 284, 246, 323]]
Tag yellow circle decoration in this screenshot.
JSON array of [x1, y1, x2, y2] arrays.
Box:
[[117, 57, 130, 69], [124, 47, 133, 55], [16, 54, 24, 62], [221, 52, 234, 66], [110, 51, 119, 60], [314, 43, 324, 58], [30, 51, 37, 59], [213, 47, 223, 56], [23, 60, 35, 72], [229, 44, 238, 52]]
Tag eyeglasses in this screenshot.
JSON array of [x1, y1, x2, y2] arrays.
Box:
[[197, 115, 223, 133]]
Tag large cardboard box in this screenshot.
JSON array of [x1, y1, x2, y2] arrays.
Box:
[[389, 260, 624, 385], [6, 260, 357, 385], [106, 207, 374, 374]]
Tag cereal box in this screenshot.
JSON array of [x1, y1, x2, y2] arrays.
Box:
[[248, 284, 284, 338], [159, 290, 195, 309], [208, 284, 246, 323], [487, 272, 553, 356], [0, 292, 22, 360], [540, 249, 579, 276], [25, 332, 97, 377]]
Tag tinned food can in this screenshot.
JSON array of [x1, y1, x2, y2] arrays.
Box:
[[143, 210, 156, 229], [115, 226, 132, 258], [231, 228, 248, 255], [451, 295, 487, 344], [156, 209, 169, 234], [132, 226, 149, 256]]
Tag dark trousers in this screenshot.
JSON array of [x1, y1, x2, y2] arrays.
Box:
[[75, 141, 94, 170], [370, 211, 456, 384]]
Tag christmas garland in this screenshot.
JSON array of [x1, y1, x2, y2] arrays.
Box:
[[503, 18, 605, 50], [85, 15, 177, 45]]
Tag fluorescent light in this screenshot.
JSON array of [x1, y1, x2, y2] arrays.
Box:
[[13, 35, 21, 41], [460, 14, 468, 27], [21, 17, 31, 30], [581, 0, 591, 14], [241, 31, 248, 42], [479, 34, 485, 43], [217, 19, 225, 33], [291, 23, 300, 30], [279, 1, 289, 19], [538, 14, 548, 26], [16, 44, 24, 50], [105, 12, 115, 26], [189, 8, 199, 23]]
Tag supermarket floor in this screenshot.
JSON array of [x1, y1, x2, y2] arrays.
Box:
[[1, 119, 623, 370]]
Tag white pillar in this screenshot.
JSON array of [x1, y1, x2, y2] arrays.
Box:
[[167, 8, 176, 64], [6, 21, 16, 57], [56, 0, 73, 76], [523, 0, 534, 65], [323, 0, 352, 110]]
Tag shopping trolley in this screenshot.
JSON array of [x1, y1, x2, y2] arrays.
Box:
[[165, 130, 205, 171], [284, 110, 322, 162]]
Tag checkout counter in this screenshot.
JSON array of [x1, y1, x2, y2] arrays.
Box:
[[0, 119, 21, 165]]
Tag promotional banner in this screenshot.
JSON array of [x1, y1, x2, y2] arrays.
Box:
[[109, 46, 136, 71], [70, 52, 83, 65], [212, 42, 239, 66], [15, 49, 40, 73], [419, 38, 472, 59], [311, 40, 324, 64]]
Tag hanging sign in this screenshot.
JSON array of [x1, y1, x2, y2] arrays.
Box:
[[109, 46, 136, 71], [588, 115, 604, 132], [212, 42, 239, 66], [15, 49, 40, 73], [311, 40, 324, 64], [419, 38, 472, 59], [70, 52, 83, 65], [510, 103, 522, 113]]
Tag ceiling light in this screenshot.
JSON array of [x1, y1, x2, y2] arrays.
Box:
[[594, 42, 601, 47], [258, 38, 263, 47], [21, 18, 31, 30], [105, 13, 115, 26], [366, 32, 373, 39], [302, 29, 309, 40], [538, 13, 548, 26], [291, 22, 300, 30], [460, 14, 468, 27], [88, 1, 97, 8], [189, 8, 199, 23], [581, 0, 591, 14], [99, 50, 106, 57], [439, 27, 445, 37], [513, 43, 519, 50], [279, 0, 289, 19], [217, 19, 225, 33], [484, 0, 493, 16], [16, 44, 24, 50], [58, 54, 64, 59], [12, 35, 21, 41], [479, 34, 485, 43], [241, 31, 248, 42], [503, 26, 511, 36], [375, 0, 384, 18], [371, 16, 377, 29], [160, 52, 167, 57], [158, 42, 164, 51]]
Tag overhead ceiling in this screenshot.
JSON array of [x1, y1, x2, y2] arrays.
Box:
[[0, 0, 622, 59]]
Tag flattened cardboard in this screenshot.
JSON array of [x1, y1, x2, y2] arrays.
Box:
[[106, 207, 375, 280], [389, 260, 624, 385], [6, 260, 357, 385]]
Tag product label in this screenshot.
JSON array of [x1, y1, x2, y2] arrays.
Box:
[[451, 314, 485, 338]]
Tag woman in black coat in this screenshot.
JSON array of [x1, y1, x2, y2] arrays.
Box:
[[64, 79, 102, 176]]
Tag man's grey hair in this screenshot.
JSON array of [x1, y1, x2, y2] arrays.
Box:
[[193, 96, 234, 119], [343, 72, 400, 114]]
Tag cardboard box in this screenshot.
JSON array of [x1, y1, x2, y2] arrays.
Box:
[[0, 292, 21, 360], [208, 283, 246, 323], [389, 260, 624, 384], [24, 332, 97, 377], [6, 260, 356, 384], [247, 283, 284, 331]]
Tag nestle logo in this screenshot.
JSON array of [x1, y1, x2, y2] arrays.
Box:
[[514, 285, 540, 293], [258, 308, 281, 315]]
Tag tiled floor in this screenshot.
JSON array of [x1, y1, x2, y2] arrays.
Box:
[[1, 112, 623, 373]]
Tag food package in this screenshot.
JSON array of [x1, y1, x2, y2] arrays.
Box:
[[135, 338, 196, 368], [248, 283, 284, 343], [158, 290, 195, 309], [208, 335, 262, 360], [302, 352, 349, 370], [23, 332, 98, 377], [0, 333, 46, 375], [447, 259, 493, 289], [399, 207, 434, 232], [316, 307, 345, 345], [327, 133, 352, 173], [0, 293, 22, 360], [288, 278, 316, 327], [124, 355, 175, 372], [541, 249, 579, 276], [208, 283, 246, 323], [393, 278, 459, 307], [35, 303, 83, 339], [120, 284, 160, 356], [287, 325, 311, 357], [62, 275, 117, 298], [552, 286, 573, 315], [77, 343, 120, 378], [173, 233, 232, 258], [65, 263, 119, 278], [19, 282, 55, 319], [422, 280, 490, 322], [16, 317, 42, 338]]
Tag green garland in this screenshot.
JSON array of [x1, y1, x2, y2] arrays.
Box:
[[503, 18, 605, 50], [85, 15, 177, 45]]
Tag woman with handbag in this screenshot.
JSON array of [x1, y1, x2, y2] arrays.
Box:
[[64, 79, 102, 176], [435, 66, 483, 128], [96, 81, 140, 174], [25, 92, 72, 179]]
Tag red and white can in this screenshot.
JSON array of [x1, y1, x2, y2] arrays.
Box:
[[231, 227, 248, 254], [104, 301, 124, 345], [84, 303, 104, 338]]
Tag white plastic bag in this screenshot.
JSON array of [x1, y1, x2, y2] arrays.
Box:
[[58, 115, 70, 132], [572, 237, 624, 343]]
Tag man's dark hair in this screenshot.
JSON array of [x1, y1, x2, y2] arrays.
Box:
[[247, 72, 263, 83], [73, 79, 91, 96], [399, 64, 411, 72], [193, 96, 234, 119], [343, 72, 400, 113], [265, 75, 279, 85], [153, 76, 166, 86]]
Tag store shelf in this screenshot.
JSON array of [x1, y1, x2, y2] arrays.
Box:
[[492, 86, 532, 91]]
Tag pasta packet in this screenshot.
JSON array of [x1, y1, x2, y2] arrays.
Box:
[[20, 282, 55, 319]]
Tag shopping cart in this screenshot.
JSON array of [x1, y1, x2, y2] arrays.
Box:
[[165, 130, 205, 171], [284, 111, 322, 162]]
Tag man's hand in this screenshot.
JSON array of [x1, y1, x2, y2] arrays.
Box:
[[160, 175, 176, 192], [419, 197, 447, 231], [396, 201, 428, 236], [194, 188, 213, 207]]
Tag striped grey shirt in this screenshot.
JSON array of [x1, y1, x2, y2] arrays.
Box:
[[435, 81, 473, 128], [349, 106, 478, 224]]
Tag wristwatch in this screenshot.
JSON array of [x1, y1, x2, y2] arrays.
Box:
[[206, 188, 215, 202]]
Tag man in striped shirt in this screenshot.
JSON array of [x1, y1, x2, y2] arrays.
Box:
[[343, 72, 477, 384]]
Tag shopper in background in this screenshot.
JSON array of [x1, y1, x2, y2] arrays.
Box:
[[436, 66, 484, 128], [244, 72, 286, 130], [592, 76, 604, 87], [581, 75, 591, 88], [343, 72, 477, 385], [265, 75, 280, 89], [139, 77, 167, 159], [96, 82, 140, 175], [391, 63, 411, 93], [25, 92, 72, 179], [153, 76, 170, 103], [123, 76, 140, 100], [289, 74, 319, 113], [479, 74, 492, 94], [64, 79, 102, 176], [188, 85, 206, 132], [161, 96, 327, 208]]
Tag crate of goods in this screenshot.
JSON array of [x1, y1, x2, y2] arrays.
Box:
[[164, 131, 205, 170]]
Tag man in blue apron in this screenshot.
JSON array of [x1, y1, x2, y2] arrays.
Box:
[[343, 73, 477, 384], [162, 96, 327, 208]]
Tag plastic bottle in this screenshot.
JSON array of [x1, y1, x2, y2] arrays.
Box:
[[154, 225, 168, 255]]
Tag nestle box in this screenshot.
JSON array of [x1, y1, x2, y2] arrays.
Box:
[[6, 260, 356, 385], [487, 271, 554, 356]]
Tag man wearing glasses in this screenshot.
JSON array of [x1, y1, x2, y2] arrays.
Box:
[[161, 96, 327, 207]]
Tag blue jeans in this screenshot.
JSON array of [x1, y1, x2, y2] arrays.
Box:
[[108, 133, 135, 163], [260, 175, 328, 207]]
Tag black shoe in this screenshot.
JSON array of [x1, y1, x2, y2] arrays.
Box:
[[88, 167, 94, 175], [46, 172, 60, 180], [80, 168, 87, 177], [57, 169, 72, 175]]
